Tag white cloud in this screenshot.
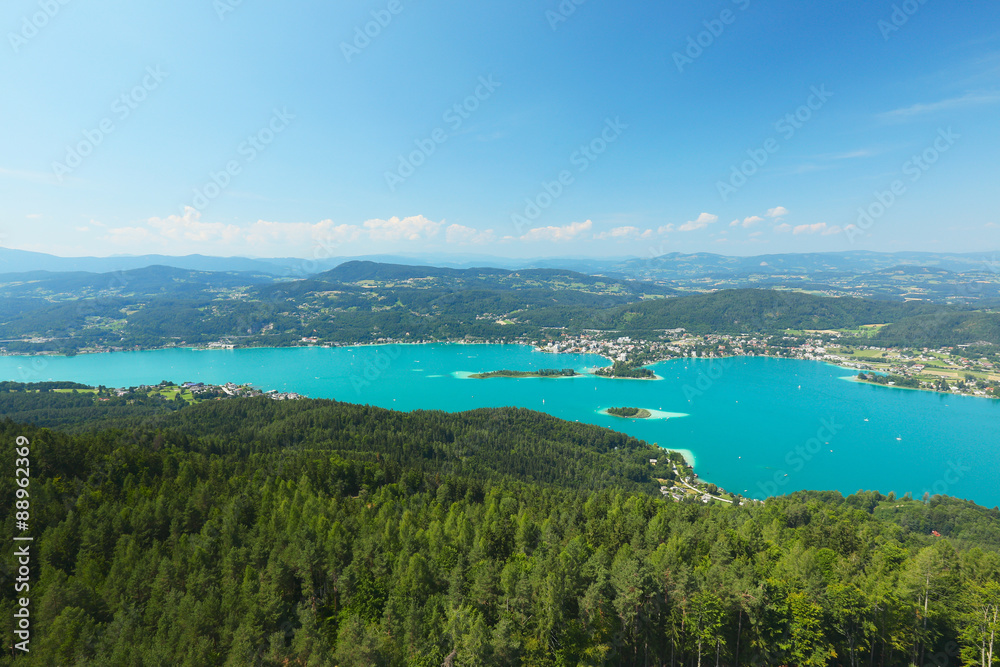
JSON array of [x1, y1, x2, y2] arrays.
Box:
[[774, 223, 793, 233], [658, 223, 675, 234], [147, 207, 242, 243], [520, 219, 593, 243], [741, 215, 764, 228], [794, 223, 826, 235], [446, 224, 495, 245], [363, 215, 444, 242], [245, 219, 361, 246], [678, 212, 718, 232], [765, 206, 788, 219], [594, 226, 653, 241], [104, 210, 450, 254], [105, 224, 161, 247]]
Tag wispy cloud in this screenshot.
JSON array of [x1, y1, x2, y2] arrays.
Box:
[[594, 225, 653, 241], [0, 167, 59, 185], [878, 91, 1000, 121], [826, 149, 876, 160], [775, 221, 841, 235]]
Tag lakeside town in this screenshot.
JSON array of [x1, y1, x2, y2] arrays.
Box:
[[3, 332, 989, 513], [532, 329, 1000, 399], [101, 380, 305, 402], [4, 327, 999, 399]]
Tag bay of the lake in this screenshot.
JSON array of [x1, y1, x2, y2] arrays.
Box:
[[2, 343, 997, 507]]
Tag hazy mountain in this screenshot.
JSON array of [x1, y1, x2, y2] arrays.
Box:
[[0, 265, 276, 298], [2, 247, 998, 285], [609, 250, 1000, 279]]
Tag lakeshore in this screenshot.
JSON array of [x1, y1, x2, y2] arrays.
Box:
[[10, 325, 995, 398], [1, 343, 998, 507]]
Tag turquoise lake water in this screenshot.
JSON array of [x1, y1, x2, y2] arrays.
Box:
[[2, 343, 998, 507]]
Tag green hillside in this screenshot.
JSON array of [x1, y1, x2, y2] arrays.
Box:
[[1, 392, 998, 665]]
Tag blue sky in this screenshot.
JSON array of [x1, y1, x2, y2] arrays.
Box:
[[1, 0, 998, 259]]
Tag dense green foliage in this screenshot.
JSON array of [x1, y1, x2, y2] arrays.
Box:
[[607, 407, 646, 418], [4, 260, 1000, 354], [0, 381, 91, 392], [4, 260, 1000, 356], [0, 263, 671, 353], [470, 369, 578, 379], [0, 383, 189, 433], [1, 395, 998, 665], [857, 373, 922, 389], [597, 289, 942, 334], [595, 362, 657, 379]]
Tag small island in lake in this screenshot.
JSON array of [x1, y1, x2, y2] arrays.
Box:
[[593, 361, 656, 379], [606, 406, 652, 419], [470, 368, 579, 379]]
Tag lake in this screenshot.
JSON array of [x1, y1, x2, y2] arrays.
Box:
[[2, 343, 998, 507]]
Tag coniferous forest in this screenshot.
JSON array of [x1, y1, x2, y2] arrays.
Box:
[[1, 392, 999, 665]]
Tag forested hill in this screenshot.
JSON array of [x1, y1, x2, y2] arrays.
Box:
[[519, 287, 1000, 346], [316, 261, 496, 282], [0, 261, 675, 354], [2, 393, 999, 665], [599, 288, 946, 333], [313, 260, 676, 296], [0, 264, 274, 298], [4, 258, 1000, 353]]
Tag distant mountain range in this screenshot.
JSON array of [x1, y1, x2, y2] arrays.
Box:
[[606, 250, 1000, 280], [2, 247, 996, 279], [0, 248, 628, 276], [0, 248, 436, 276]]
